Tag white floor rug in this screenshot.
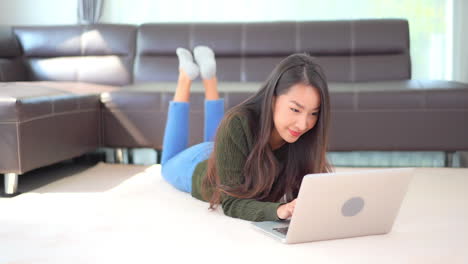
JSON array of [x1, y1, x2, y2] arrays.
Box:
[[1, 163, 467, 264]]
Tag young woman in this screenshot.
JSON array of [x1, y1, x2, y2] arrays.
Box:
[[161, 46, 333, 222]]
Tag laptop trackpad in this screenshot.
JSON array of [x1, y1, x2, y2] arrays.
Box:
[[273, 226, 289, 235], [253, 220, 290, 238]]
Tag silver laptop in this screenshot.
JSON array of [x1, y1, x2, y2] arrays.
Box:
[[252, 168, 414, 244]]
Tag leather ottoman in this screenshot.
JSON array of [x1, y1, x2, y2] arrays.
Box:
[[0, 82, 114, 195]]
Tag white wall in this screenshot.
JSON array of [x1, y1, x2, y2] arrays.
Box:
[[99, 0, 362, 24], [100, 0, 451, 81], [453, 0, 468, 83], [0, 0, 464, 84], [0, 0, 77, 25]]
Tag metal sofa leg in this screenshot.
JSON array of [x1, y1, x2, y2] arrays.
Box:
[[128, 149, 134, 164], [445, 151, 455, 167], [114, 148, 127, 164], [4, 173, 19, 196], [156, 150, 162, 164]]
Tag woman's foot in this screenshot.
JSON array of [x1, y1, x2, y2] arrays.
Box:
[[173, 48, 197, 102], [193, 46, 216, 80], [176, 48, 199, 80]]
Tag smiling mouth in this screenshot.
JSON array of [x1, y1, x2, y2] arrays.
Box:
[[288, 129, 301, 137]]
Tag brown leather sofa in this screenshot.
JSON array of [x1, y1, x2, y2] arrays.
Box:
[[1, 19, 467, 196]]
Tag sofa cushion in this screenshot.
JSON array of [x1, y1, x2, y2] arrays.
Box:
[[0, 58, 26, 81], [101, 81, 468, 151], [100, 82, 260, 148], [0, 26, 22, 58], [134, 20, 410, 83], [0, 82, 117, 122], [244, 23, 296, 56], [329, 80, 468, 110], [0, 26, 26, 82], [327, 80, 468, 151], [137, 24, 191, 56], [13, 25, 137, 86]]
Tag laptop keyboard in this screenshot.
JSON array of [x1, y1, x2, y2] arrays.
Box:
[[273, 227, 289, 235]]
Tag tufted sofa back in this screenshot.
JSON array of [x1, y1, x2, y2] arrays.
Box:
[[134, 19, 410, 83], [1, 19, 410, 85], [13, 24, 137, 85]]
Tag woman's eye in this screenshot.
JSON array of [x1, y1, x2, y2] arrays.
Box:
[[290, 108, 299, 113], [312, 112, 319, 116]]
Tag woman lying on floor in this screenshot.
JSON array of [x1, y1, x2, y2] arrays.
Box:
[[161, 46, 333, 222]]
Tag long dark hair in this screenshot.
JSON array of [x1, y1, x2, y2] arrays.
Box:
[[202, 53, 333, 208]]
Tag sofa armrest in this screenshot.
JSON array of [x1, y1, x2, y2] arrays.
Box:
[[0, 58, 27, 81], [0, 26, 26, 81]]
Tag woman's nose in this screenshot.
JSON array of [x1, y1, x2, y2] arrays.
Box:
[[295, 115, 308, 131]]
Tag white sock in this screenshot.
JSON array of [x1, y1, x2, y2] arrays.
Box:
[[176, 48, 199, 80], [193, 46, 216, 80]]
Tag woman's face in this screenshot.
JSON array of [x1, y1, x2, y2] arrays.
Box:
[[270, 83, 321, 149]]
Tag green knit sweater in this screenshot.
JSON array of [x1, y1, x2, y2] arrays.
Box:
[[191, 112, 288, 222]]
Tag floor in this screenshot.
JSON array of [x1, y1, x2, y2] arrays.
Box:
[[1, 150, 467, 196], [1, 160, 467, 263]]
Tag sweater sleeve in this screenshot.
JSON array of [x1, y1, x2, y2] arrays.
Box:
[[215, 114, 283, 222]]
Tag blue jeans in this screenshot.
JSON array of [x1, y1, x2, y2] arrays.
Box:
[[161, 99, 224, 193]]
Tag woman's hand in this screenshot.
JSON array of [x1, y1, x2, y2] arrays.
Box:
[[277, 199, 297, 220]]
